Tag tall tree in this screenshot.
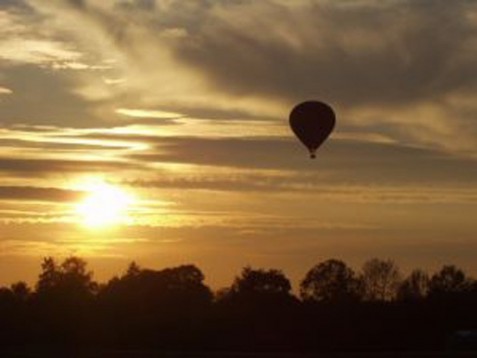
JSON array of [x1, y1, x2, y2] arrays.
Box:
[[428, 265, 473, 298], [36, 257, 60, 293], [300, 259, 360, 303], [33, 257, 98, 345], [397, 269, 429, 301], [36, 256, 97, 300], [360, 258, 401, 301]]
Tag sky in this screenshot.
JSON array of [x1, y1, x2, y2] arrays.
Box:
[[0, 0, 476, 290]]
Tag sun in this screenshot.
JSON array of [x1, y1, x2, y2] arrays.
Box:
[[76, 182, 134, 228]]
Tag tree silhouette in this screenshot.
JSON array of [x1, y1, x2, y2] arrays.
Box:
[[215, 267, 297, 350], [36, 257, 60, 293], [300, 259, 360, 303], [1, 255, 477, 351], [360, 258, 401, 301], [36, 256, 97, 297], [125, 261, 141, 277], [33, 256, 98, 345], [99, 264, 213, 348], [428, 265, 473, 298], [10, 281, 31, 302], [397, 269, 429, 301], [101, 263, 213, 313], [230, 266, 292, 296]]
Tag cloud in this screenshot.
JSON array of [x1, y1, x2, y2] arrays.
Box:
[[0, 4, 84, 68], [126, 175, 477, 204], [22, 0, 477, 157], [122, 135, 477, 184], [0, 0, 33, 11], [0, 239, 125, 258], [0, 2, 121, 127], [1, 117, 475, 195], [34, 125, 475, 188], [115, 108, 183, 119], [0, 37, 83, 67], [0, 157, 141, 176], [0, 64, 103, 127], [0, 86, 13, 95], [0, 186, 84, 202]]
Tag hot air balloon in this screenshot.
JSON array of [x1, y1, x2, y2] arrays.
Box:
[[289, 101, 336, 159]]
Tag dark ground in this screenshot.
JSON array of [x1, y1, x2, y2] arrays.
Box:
[[3, 351, 477, 358]]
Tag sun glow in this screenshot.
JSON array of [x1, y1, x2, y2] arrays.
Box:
[[76, 182, 134, 228]]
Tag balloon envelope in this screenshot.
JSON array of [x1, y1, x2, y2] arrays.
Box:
[[289, 101, 336, 158]]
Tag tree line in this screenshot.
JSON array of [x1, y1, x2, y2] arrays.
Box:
[[1, 257, 477, 351]]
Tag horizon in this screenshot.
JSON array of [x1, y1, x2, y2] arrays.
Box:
[[1, 254, 475, 295], [1, 0, 476, 291]]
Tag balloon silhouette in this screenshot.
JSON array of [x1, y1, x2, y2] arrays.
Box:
[[289, 101, 336, 159]]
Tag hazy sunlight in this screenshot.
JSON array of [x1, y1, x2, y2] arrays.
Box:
[[76, 181, 134, 228]]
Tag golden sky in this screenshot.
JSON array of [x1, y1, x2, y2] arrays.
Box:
[[1, 0, 476, 289]]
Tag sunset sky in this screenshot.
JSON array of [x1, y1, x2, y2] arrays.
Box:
[[1, 0, 476, 290]]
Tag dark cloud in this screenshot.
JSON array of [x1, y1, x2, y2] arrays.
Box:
[[122, 174, 477, 205], [61, 129, 477, 186], [120, 135, 477, 185], [49, 0, 477, 106], [168, 0, 477, 107], [31, 0, 477, 154], [0, 65, 102, 127], [124, 172, 304, 193], [115, 0, 155, 11], [0, 186, 84, 202], [0, 157, 141, 176], [0, 0, 34, 12], [66, 0, 85, 8], [0, 138, 131, 151]]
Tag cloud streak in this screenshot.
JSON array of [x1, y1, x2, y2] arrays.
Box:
[[0, 157, 141, 176], [0, 186, 84, 202]]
